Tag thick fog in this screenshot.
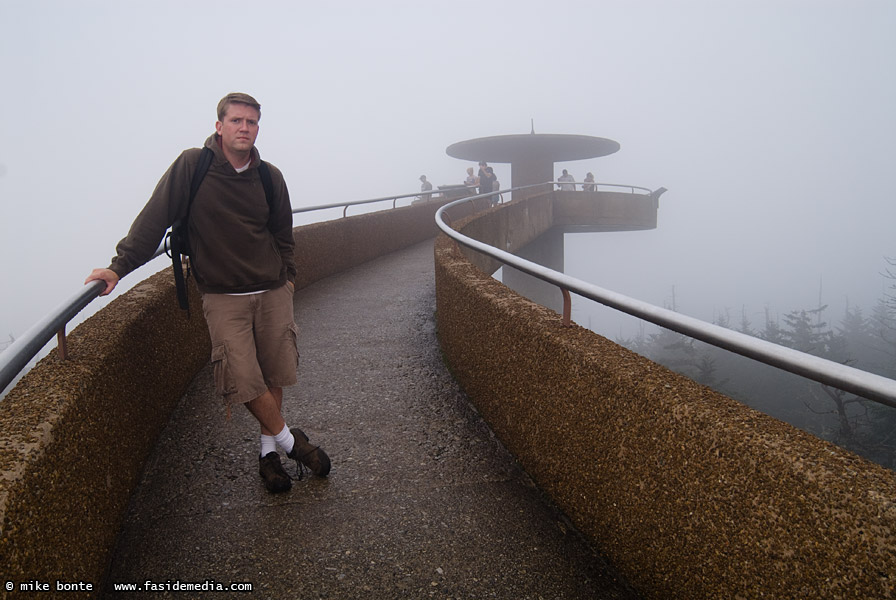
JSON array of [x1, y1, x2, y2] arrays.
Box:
[[1, 1, 895, 352]]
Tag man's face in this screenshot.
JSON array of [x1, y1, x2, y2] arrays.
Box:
[[215, 103, 260, 156]]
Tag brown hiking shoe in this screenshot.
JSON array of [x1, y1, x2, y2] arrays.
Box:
[[287, 428, 331, 477], [259, 452, 292, 493]]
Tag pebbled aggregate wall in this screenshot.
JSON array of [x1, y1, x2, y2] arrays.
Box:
[[434, 195, 896, 600], [0, 271, 208, 597], [0, 196, 462, 599]]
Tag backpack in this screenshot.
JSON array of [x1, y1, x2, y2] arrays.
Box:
[[166, 147, 275, 314]]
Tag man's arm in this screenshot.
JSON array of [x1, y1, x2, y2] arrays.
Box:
[[84, 149, 198, 293], [267, 163, 297, 284]]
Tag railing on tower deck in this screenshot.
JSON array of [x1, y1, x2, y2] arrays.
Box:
[[438, 180, 655, 214], [295, 188, 459, 217], [0, 187, 465, 396], [435, 182, 896, 409]]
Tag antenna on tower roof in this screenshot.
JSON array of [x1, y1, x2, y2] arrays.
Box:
[[530, 119, 535, 134]]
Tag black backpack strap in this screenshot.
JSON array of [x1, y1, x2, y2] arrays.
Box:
[[171, 147, 214, 314], [258, 160, 275, 216], [170, 245, 190, 312], [186, 147, 215, 225]]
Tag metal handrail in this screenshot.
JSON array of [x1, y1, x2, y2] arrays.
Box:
[[435, 184, 896, 409], [290, 180, 651, 217], [0, 187, 463, 395], [554, 181, 653, 194], [294, 188, 454, 217]]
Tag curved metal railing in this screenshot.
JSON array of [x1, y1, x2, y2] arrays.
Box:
[[435, 183, 896, 409], [295, 187, 461, 217], [555, 181, 654, 194], [0, 187, 463, 395]]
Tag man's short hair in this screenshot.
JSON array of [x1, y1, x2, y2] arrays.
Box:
[[217, 92, 261, 121]]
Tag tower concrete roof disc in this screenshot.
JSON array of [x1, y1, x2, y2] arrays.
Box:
[[446, 134, 621, 163]]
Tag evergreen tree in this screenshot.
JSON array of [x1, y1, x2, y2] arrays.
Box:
[[737, 306, 755, 336], [871, 300, 896, 376], [760, 307, 787, 345], [872, 257, 896, 376], [779, 306, 832, 355], [883, 256, 896, 311], [617, 322, 652, 357]]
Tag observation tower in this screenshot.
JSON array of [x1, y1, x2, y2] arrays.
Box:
[[446, 127, 620, 196]]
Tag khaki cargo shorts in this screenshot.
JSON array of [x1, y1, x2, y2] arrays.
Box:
[[201, 283, 299, 405]]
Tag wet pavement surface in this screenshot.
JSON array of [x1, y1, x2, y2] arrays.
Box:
[[104, 239, 640, 599]]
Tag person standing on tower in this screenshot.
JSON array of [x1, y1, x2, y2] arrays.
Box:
[[558, 169, 576, 191]]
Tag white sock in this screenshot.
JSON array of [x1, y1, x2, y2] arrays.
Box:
[[274, 424, 295, 454], [260, 434, 277, 457]]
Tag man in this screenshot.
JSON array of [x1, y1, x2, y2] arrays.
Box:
[[558, 169, 576, 191], [85, 92, 330, 494], [417, 174, 433, 203], [477, 160, 492, 196], [583, 171, 596, 192], [485, 167, 500, 206]]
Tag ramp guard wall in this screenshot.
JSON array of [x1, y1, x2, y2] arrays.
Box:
[[433, 193, 896, 599]]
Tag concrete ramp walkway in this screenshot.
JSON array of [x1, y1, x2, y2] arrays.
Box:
[[104, 240, 639, 599]]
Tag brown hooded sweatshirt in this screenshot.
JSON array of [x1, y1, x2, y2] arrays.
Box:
[[108, 134, 296, 294]]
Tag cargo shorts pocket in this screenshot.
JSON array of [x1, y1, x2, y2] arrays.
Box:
[[263, 323, 300, 389], [210, 342, 237, 396], [286, 323, 300, 369]]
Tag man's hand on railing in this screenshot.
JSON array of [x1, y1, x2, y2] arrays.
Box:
[[85, 268, 120, 296]]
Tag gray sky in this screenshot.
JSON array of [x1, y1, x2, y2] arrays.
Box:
[[1, 0, 895, 348]]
